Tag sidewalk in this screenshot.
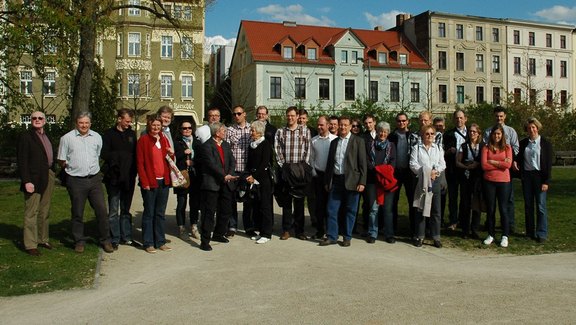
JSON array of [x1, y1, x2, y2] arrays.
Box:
[[1, 191, 576, 324]]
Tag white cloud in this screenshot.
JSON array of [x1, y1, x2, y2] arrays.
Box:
[[364, 10, 405, 29], [204, 35, 236, 54], [256, 4, 335, 26], [534, 5, 576, 25]]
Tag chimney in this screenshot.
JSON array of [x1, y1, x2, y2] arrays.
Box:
[[396, 14, 411, 27], [373, 26, 385, 31], [283, 21, 297, 27]]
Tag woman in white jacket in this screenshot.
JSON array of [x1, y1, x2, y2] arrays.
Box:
[[410, 125, 446, 248]]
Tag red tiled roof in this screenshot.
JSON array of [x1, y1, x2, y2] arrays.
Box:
[[239, 20, 430, 70]]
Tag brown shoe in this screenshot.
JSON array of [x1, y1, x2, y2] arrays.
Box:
[[38, 243, 53, 250], [319, 239, 338, 246], [102, 242, 114, 253], [280, 231, 290, 240], [340, 239, 351, 247], [145, 246, 157, 254], [158, 245, 172, 251], [75, 244, 85, 253], [296, 233, 308, 241], [26, 248, 41, 256]]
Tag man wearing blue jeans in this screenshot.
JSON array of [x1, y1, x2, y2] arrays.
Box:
[[320, 116, 367, 247]]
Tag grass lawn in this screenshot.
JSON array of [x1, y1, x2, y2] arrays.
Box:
[[0, 181, 100, 296]]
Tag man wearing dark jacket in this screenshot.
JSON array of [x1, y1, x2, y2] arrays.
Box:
[[18, 111, 55, 256], [101, 109, 137, 249]]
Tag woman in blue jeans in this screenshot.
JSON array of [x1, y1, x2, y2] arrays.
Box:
[[365, 122, 396, 244], [516, 117, 553, 243]]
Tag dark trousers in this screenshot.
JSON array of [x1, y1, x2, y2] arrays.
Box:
[[313, 171, 329, 236], [447, 174, 460, 226], [106, 182, 135, 244], [393, 167, 415, 236], [521, 171, 548, 239], [67, 174, 110, 245], [251, 180, 274, 238], [415, 180, 442, 240], [483, 180, 512, 238], [175, 173, 200, 227], [230, 172, 254, 232], [141, 180, 169, 248], [458, 173, 481, 236], [200, 187, 232, 244], [282, 196, 305, 235]]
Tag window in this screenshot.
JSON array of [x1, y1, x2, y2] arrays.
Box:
[[128, 73, 140, 97], [173, 5, 182, 19], [344, 79, 355, 101], [146, 34, 151, 57], [44, 38, 57, 54], [117, 33, 123, 56], [546, 33, 552, 47], [492, 55, 500, 73], [128, 32, 141, 57], [410, 83, 419, 102], [378, 52, 387, 64], [439, 85, 447, 103], [351, 51, 358, 63], [283, 46, 293, 59], [456, 24, 464, 39], [183, 6, 191, 20], [476, 54, 484, 72], [529, 89, 536, 105], [295, 77, 306, 99], [128, 0, 140, 16], [476, 86, 484, 103], [529, 58, 536, 76], [546, 59, 553, 77], [456, 52, 464, 71], [43, 72, 56, 96], [492, 28, 499, 42], [270, 77, 281, 99], [438, 51, 447, 70], [456, 85, 465, 104], [390, 82, 400, 102], [181, 76, 193, 98], [399, 54, 407, 65], [560, 60, 567, 78], [529, 32, 535, 46], [369, 81, 378, 102], [476, 26, 483, 41], [513, 30, 520, 44], [492, 87, 500, 105], [20, 71, 33, 95], [181, 36, 193, 59], [560, 90, 567, 105], [438, 22, 446, 37], [514, 57, 521, 75], [514, 88, 521, 103], [546, 90, 553, 106], [160, 75, 172, 98], [560, 35, 566, 49], [161, 36, 173, 58], [319, 78, 330, 100], [341, 50, 348, 63], [307, 48, 317, 60]]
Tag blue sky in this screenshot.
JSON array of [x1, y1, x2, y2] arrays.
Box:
[[204, 1, 576, 51]]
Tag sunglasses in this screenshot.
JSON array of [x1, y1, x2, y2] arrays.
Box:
[[31, 116, 44, 120], [396, 119, 407, 123], [425, 133, 435, 136], [233, 112, 243, 116], [181, 127, 192, 130], [351, 125, 360, 128]]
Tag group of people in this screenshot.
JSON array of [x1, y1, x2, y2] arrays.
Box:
[[17, 104, 552, 256]]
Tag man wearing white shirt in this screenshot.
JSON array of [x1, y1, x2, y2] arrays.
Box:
[[195, 107, 221, 144], [310, 116, 337, 239]]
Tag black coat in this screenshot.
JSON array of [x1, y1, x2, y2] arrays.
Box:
[[18, 128, 53, 193], [517, 136, 553, 185], [198, 138, 236, 191], [101, 126, 137, 189]]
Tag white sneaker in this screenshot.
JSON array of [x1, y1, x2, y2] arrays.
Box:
[[483, 235, 494, 245], [256, 237, 270, 244], [251, 236, 260, 241], [500, 236, 509, 248]]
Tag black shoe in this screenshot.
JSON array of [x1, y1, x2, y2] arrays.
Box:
[[200, 243, 212, 251], [212, 236, 229, 243], [319, 239, 338, 246], [414, 238, 423, 247], [312, 232, 325, 240], [470, 232, 480, 239], [537, 237, 547, 243], [366, 237, 376, 244], [225, 230, 236, 238], [340, 239, 351, 247], [385, 237, 396, 244], [245, 230, 258, 238], [296, 233, 309, 241], [433, 240, 442, 248]]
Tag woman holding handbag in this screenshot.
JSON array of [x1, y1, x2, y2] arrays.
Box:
[[137, 115, 173, 253]]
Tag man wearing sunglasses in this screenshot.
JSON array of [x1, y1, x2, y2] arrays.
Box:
[[18, 111, 56, 256]]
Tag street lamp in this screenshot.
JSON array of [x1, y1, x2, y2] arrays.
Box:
[[357, 57, 371, 100]]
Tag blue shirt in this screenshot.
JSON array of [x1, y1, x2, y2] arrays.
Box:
[[57, 129, 102, 177]]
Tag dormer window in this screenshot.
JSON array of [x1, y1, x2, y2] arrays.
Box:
[[399, 53, 407, 65], [283, 46, 293, 59], [307, 48, 317, 60], [378, 52, 387, 64]]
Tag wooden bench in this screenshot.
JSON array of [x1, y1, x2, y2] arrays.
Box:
[[555, 151, 576, 165]]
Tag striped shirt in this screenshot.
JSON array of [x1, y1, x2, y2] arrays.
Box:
[[275, 125, 311, 166], [225, 122, 251, 172], [57, 129, 102, 177]]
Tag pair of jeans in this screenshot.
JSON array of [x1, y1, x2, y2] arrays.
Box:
[[521, 171, 548, 239], [483, 180, 512, 238], [141, 180, 169, 248], [106, 183, 134, 244], [367, 191, 395, 239], [326, 176, 360, 241]]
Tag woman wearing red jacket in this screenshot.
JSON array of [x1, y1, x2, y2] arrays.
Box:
[[137, 116, 173, 253]]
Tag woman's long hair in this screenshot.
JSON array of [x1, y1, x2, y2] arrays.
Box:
[[488, 124, 507, 153]]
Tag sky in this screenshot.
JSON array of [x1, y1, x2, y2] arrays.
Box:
[[204, 1, 576, 53]]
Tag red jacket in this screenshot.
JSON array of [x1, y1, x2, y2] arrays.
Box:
[[375, 164, 398, 205], [137, 133, 172, 189]]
